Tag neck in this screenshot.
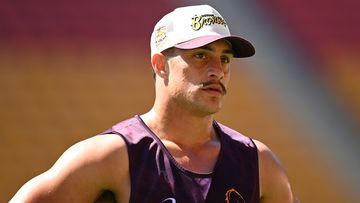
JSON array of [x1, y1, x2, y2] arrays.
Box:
[[141, 105, 217, 147]]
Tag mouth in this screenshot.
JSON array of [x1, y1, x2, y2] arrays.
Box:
[[202, 85, 225, 95], [201, 81, 227, 95]]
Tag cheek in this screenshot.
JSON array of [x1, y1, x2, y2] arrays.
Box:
[[223, 69, 231, 85], [173, 65, 199, 86], [167, 67, 191, 94]]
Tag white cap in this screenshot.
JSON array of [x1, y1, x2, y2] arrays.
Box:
[[150, 4, 255, 58]]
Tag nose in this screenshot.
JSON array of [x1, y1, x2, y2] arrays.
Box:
[[207, 58, 224, 80]]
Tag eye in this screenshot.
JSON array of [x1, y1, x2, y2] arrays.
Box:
[[194, 52, 207, 59], [221, 56, 231, 64]]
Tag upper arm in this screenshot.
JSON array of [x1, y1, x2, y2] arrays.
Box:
[[254, 140, 299, 203], [10, 134, 129, 203]]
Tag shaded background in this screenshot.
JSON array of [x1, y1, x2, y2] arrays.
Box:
[[1, 0, 359, 202]]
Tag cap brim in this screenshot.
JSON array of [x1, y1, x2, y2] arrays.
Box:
[[174, 35, 255, 58]]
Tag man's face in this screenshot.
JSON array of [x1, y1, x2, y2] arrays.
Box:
[[164, 39, 233, 116]]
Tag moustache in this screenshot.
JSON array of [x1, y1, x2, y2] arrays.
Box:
[[201, 80, 227, 95]]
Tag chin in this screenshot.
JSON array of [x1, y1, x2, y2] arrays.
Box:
[[189, 97, 223, 116], [208, 101, 223, 112], [200, 105, 222, 116]]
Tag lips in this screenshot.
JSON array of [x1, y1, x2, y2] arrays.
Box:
[[206, 86, 222, 92], [201, 80, 227, 95], [202, 85, 224, 95]]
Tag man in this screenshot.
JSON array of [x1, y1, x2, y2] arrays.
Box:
[[11, 5, 298, 203]]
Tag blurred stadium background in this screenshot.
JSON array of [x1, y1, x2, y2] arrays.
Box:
[[1, 0, 359, 202]]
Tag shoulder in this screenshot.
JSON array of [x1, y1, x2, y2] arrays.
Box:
[[51, 133, 129, 185], [252, 140, 286, 183], [68, 133, 128, 160], [50, 133, 128, 172], [252, 140, 279, 164], [253, 140, 298, 202], [105, 115, 150, 143]]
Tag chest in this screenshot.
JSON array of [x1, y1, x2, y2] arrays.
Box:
[[126, 138, 259, 203], [163, 140, 221, 174]]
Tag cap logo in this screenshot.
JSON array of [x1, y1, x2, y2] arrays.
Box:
[[191, 14, 227, 31], [155, 26, 167, 48]]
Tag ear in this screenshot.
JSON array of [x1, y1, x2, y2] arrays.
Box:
[[151, 53, 168, 79]]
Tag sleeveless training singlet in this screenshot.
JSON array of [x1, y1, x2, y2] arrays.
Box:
[[102, 115, 259, 203]]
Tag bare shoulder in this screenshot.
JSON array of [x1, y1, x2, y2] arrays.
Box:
[[57, 133, 128, 170], [253, 140, 283, 166], [10, 133, 130, 202], [253, 140, 299, 203]]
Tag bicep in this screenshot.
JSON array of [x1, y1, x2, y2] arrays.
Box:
[[10, 171, 53, 202], [10, 144, 104, 202], [10, 134, 129, 203]]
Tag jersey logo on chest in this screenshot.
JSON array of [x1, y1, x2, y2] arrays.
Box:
[[162, 197, 176, 203]]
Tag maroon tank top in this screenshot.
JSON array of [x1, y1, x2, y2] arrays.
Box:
[[102, 115, 259, 203]]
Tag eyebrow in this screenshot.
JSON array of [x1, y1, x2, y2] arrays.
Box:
[[197, 45, 234, 56]]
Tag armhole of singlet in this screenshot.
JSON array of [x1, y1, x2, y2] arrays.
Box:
[[248, 137, 261, 200], [101, 132, 134, 203]]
